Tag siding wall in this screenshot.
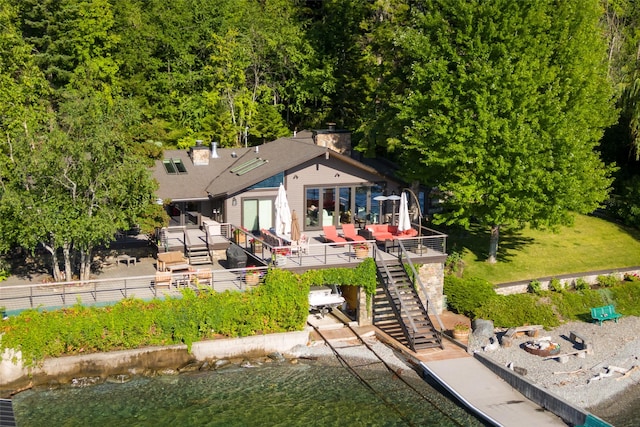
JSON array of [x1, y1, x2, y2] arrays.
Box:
[[285, 156, 401, 230], [224, 155, 401, 230]]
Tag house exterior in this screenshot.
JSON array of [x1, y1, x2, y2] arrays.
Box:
[[152, 129, 410, 233], [151, 128, 447, 319]]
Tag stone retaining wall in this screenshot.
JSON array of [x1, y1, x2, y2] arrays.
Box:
[[1, 330, 309, 393], [494, 267, 640, 296]]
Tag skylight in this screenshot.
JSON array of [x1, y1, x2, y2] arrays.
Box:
[[230, 157, 268, 175], [163, 158, 188, 174]]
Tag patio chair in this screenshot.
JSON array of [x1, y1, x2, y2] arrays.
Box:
[[193, 268, 213, 287], [292, 233, 309, 255], [340, 223, 366, 242], [154, 271, 172, 289], [322, 226, 347, 245]]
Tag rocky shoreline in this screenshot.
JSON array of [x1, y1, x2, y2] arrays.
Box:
[[471, 316, 640, 416]]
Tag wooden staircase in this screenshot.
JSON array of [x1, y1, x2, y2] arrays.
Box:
[[374, 259, 442, 351], [185, 230, 212, 265]]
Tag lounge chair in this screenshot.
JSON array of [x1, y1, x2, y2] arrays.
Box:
[[340, 223, 366, 241], [322, 226, 347, 245]]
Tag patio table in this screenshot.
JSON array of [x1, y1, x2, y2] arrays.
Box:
[[116, 255, 137, 267]]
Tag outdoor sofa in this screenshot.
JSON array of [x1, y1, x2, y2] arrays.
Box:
[[157, 251, 189, 272], [360, 224, 418, 244]]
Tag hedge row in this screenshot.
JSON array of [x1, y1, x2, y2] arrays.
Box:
[[0, 259, 377, 367], [444, 274, 640, 328]]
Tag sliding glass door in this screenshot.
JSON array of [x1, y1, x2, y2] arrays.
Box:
[[242, 199, 273, 232], [305, 185, 383, 230]]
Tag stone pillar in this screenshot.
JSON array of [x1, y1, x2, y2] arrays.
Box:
[[416, 262, 445, 314], [357, 286, 373, 326]]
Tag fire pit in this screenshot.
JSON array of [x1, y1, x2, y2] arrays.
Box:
[[523, 339, 561, 357]]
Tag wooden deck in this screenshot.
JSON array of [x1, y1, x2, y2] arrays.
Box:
[[162, 227, 446, 272]]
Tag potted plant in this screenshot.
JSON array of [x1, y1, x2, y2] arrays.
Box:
[[244, 269, 261, 287], [452, 322, 470, 340], [233, 228, 246, 245], [354, 242, 370, 259], [250, 238, 262, 254], [273, 248, 289, 266]]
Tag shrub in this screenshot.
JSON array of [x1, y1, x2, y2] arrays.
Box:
[[528, 280, 542, 295], [597, 274, 620, 288], [0, 262, 385, 367], [444, 249, 464, 276], [549, 289, 606, 322], [474, 293, 560, 328], [444, 275, 497, 318], [609, 280, 640, 316], [624, 273, 640, 283], [549, 278, 564, 293], [575, 278, 590, 291]]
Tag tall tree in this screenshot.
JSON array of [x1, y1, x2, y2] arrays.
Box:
[[0, 95, 159, 281], [367, 0, 617, 262], [602, 1, 640, 156], [13, 0, 120, 98], [0, 0, 51, 250]]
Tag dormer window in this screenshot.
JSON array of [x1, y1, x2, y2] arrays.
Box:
[[163, 158, 187, 174]]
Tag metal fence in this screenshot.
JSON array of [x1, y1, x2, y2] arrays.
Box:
[[1, 225, 447, 315], [0, 266, 268, 314]]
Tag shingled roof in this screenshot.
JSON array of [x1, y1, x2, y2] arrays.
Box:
[[152, 131, 387, 202]]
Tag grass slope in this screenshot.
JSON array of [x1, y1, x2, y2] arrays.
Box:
[[444, 214, 640, 284]]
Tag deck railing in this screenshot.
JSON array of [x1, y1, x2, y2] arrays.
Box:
[[2, 225, 447, 314], [0, 266, 269, 314]]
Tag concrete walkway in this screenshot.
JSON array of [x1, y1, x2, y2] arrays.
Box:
[[371, 311, 569, 426], [421, 357, 568, 426]]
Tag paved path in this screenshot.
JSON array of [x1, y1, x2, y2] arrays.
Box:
[[421, 357, 568, 426]]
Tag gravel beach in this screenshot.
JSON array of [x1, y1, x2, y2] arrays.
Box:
[[292, 315, 640, 424], [473, 316, 640, 413]]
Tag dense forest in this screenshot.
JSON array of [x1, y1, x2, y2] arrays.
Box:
[[1, 0, 640, 278]]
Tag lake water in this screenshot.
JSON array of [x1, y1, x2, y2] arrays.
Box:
[[13, 360, 486, 427], [590, 382, 640, 427]]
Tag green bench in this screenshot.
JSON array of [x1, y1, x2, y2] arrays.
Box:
[[590, 305, 622, 326]]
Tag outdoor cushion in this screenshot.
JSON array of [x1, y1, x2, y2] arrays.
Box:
[[365, 225, 397, 241], [365, 224, 417, 241], [322, 226, 347, 244], [261, 229, 284, 247], [341, 223, 366, 241]]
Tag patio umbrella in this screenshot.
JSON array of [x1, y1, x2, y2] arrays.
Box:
[[275, 183, 292, 235], [291, 210, 301, 242], [397, 192, 411, 232]]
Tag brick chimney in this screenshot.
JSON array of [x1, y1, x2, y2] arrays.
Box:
[[190, 140, 210, 165], [313, 123, 351, 156]]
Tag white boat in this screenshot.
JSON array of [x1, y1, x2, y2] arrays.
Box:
[[308, 285, 345, 317]]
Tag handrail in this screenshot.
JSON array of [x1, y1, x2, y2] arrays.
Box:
[[397, 239, 446, 333], [0, 266, 270, 314], [1, 231, 446, 314], [374, 248, 420, 340]]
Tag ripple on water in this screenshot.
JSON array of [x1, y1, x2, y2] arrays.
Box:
[[13, 361, 485, 426]]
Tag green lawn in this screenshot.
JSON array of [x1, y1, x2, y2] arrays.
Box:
[[443, 214, 640, 284]]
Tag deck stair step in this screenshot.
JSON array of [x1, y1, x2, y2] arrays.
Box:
[[185, 232, 212, 265], [187, 249, 211, 265], [374, 259, 442, 351]]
